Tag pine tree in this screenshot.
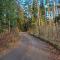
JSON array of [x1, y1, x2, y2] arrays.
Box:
[[0, 0, 18, 32]]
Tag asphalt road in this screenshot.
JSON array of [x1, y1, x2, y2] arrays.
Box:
[[0, 32, 56, 60]]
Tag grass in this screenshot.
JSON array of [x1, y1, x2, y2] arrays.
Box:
[[29, 21, 60, 50], [0, 29, 19, 53]]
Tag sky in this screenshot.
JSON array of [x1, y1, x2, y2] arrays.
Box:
[[19, 0, 32, 18], [19, 0, 60, 18]]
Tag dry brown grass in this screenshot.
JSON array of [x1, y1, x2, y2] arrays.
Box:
[[0, 28, 19, 53], [29, 21, 60, 48]]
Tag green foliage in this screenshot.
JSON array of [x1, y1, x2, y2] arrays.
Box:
[[0, 28, 4, 33], [32, 0, 38, 19], [0, 0, 18, 33], [40, 6, 45, 16], [54, 14, 60, 23]]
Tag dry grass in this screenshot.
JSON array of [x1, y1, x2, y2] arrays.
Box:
[[0, 28, 19, 53], [29, 21, 60, 49]]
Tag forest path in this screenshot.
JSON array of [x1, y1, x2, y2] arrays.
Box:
[[0, 32, 59, 60]]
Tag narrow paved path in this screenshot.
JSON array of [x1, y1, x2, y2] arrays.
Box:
[[0, 32, 58, 60]]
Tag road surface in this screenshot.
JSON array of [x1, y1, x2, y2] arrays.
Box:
[[0, 32, 58, 60]]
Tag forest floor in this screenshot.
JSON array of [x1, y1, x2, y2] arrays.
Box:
[[0, 32, 60, 60]]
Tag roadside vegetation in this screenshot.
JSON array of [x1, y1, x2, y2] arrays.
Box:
[[0, 0, 19, 52], [28, 0, 60, 50]]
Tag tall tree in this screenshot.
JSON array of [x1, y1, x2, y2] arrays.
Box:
[[0, 0, 18, 32]]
